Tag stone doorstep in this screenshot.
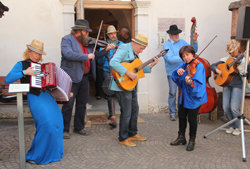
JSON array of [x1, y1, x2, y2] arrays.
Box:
[[0, 104, 146, 129], [0, 104, 31, 118]]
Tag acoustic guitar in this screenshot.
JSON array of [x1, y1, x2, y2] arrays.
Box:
[[112, 49, 168, 91], [214, 53, 244, 87]]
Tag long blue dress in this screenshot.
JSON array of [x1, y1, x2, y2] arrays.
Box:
[[5, 61, 64, 164]]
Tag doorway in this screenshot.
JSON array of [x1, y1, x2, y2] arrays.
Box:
[[82, 4, 134, 114]]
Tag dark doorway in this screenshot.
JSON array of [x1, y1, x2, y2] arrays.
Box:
[[85, 9, 132, 98]]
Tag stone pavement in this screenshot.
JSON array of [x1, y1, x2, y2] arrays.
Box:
[[1, 113, 250, 169]]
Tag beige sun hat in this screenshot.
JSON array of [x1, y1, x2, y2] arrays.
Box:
[[107, 25, 118, 34], [27, 39, 46, 55], [132, 34, 148, 47], [226, 39, 240, 53]]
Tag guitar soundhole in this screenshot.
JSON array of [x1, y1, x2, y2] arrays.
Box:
[[134, 68, 139, 73]]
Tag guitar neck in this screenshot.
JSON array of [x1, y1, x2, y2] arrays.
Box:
[[228, 53, 244, 68], [136, 53, 162, 71]]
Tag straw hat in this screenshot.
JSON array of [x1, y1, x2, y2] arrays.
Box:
[[27, 40, 46, 55], [107, 25, 118, 34], [132, 34, 148, 47], [226, 39, 240, 53]]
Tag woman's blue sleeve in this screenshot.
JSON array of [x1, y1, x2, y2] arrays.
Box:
[[5, 62, 24, 84], [143, 65, 151, 73]]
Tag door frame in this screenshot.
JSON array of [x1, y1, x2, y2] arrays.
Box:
[[76, 1, 135, 38]]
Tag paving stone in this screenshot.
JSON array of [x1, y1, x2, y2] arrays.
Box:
[[0, 113, 250, 169]]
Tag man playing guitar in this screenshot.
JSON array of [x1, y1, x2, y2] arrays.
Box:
[[109, 34, 159, 147]]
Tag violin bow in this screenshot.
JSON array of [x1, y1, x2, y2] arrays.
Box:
[[197, 35, 217, 56], [93, 20, 103, 54]]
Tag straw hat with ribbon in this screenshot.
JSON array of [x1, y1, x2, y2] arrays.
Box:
[[106, 25, 118, 34], [132, 34, 148, 47], [27, 39, 46, 55]]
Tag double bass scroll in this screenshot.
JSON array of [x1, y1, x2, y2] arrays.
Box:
[[190, 17, 218, 114]]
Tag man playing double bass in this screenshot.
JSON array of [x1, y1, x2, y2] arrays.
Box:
[[163, 24, 198, 121]]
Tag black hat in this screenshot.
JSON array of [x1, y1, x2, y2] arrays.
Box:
[[166, 25, 182, 35], [71, 19, 92, 32], [0, 1, 9, 11]]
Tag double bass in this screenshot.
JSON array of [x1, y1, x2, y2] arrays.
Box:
[[190, 17, 218, 114]]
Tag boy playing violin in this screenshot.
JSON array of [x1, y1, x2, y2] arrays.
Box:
[[170, 45, 207, 151]]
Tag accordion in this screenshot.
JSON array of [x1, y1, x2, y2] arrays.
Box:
[[30, 62, 72, 103], [30, 62, 57, 89]]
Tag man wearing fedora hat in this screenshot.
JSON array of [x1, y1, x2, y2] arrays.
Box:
[[98, 25, 123, 128], [0, 1, 9, 18], [163, 24, 198, 121], [109, 34, 159, 147], [60, 19, 109, 139]]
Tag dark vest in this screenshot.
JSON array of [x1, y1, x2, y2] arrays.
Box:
[[21, 59, 42, 96]]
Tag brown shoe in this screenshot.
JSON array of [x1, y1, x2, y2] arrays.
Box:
[[129, 134, 147, 141], [120, 139, 136, 147]]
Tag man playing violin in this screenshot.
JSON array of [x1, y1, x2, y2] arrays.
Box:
[[170, 45, 207, 151], [60, 19, 111, 139], [163, 24, 198, 121], [98, 25, 124, 128]]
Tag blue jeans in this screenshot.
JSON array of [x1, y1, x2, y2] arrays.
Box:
[[115, 89, 139, 141], [223, 86, 242, 128], [167, 75, 178, 116], [103, 71, 115, 116]]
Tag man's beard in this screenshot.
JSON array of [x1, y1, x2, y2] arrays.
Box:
[[78, 35, 89, 45], [171, 38, 179, 42]]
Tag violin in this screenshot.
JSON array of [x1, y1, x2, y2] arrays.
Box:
[[83, 37, 108, 47], [190, 17, 218, 114], [185, 59, 199, 88]]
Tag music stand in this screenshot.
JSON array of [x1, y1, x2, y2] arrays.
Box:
[[204, 40, 250, 162], [9, 84, 30, 169]]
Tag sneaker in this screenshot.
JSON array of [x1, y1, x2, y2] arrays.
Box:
[[120, 139, 136, 147], [232, 128, 241, 136], [63, 132, 70, 139], [107, 114, 112, 120], [129, 134, 147, 141], [170, 115, 176, 121], [225, 127, 234, 134], [73, 129, 89, 136], [109, 116, 117, 129]]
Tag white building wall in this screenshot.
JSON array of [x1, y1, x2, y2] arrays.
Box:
[[0, 0, 66, 76]]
